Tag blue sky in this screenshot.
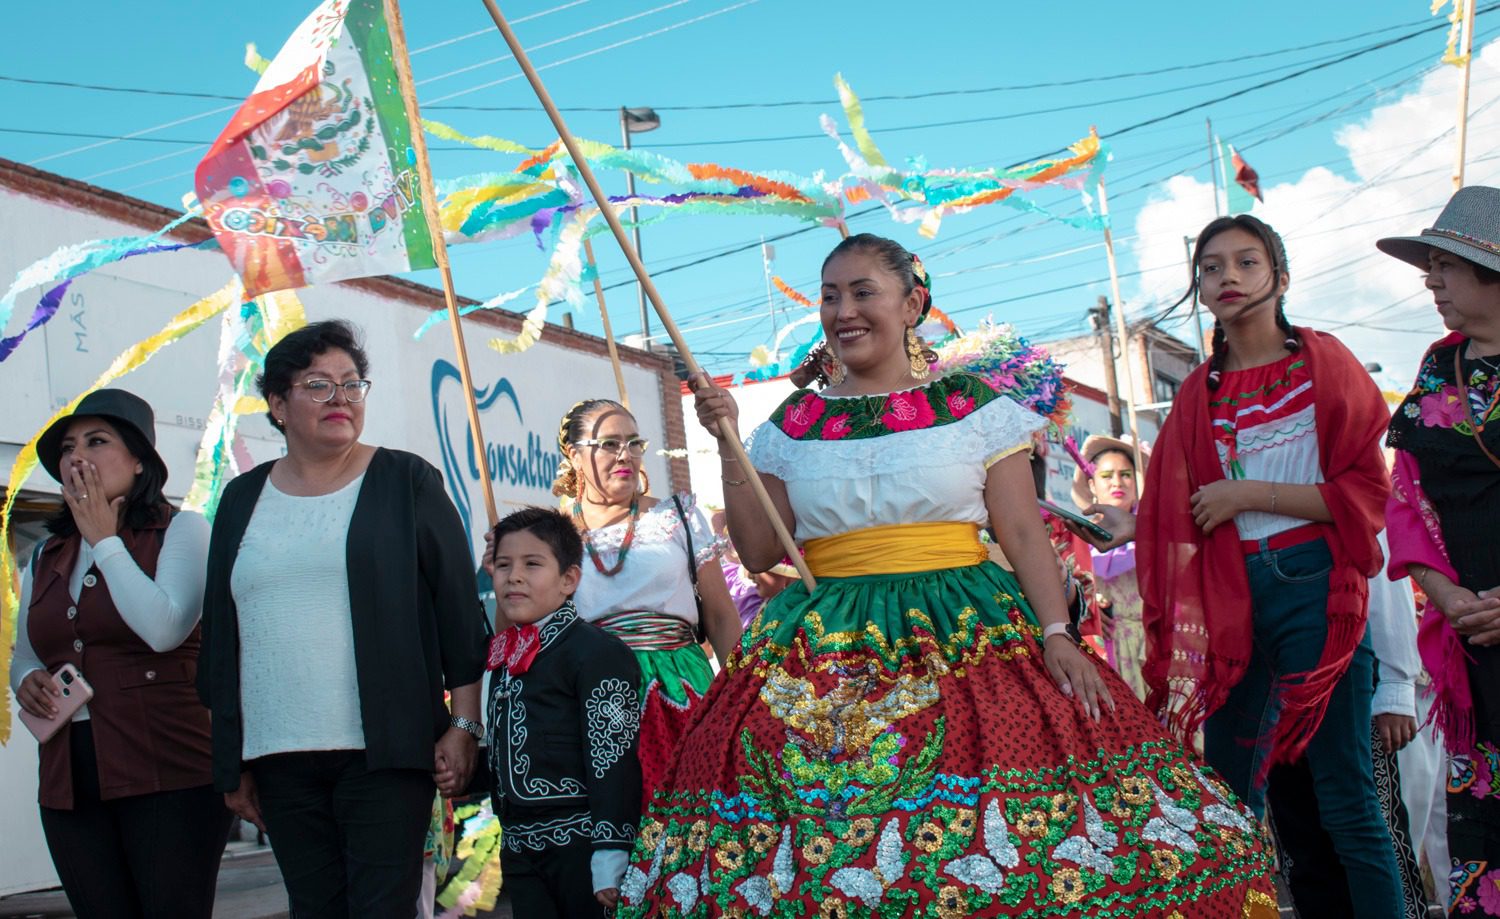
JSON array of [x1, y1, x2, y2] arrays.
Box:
[[3, 1, 1494, 385]]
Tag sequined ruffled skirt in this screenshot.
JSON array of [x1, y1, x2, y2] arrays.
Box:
[[616, 560, 1278, 918]]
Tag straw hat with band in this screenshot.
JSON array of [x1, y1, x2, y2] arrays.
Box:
[[37, 389, 167, 485], [1070, 434, 1148, 511], [1376, 185, 1500, 274]]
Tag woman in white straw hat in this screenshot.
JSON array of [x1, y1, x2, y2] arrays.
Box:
[[1380, 186, 1500, 914]]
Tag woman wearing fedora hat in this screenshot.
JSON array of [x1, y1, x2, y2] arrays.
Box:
[[9, 388, 231, 918], [1070, 435, 1149, 701], [1381, 186, 1500, 914]]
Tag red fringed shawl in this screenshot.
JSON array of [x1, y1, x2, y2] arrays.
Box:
[[1138, 328, 1391, 767]]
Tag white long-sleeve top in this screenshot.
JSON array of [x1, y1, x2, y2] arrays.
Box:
[[1369, 530, 1420, 718], [8, 512, 212, 721]]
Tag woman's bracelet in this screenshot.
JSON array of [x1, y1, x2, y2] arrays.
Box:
[[722, 475, 748, 487], [1042, 622, 1072, 642], [1270, 484, 1278, 515], [1413, 566, 1430, 591]]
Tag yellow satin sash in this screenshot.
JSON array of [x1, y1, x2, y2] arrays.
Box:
[[802, 522, 988, 578]]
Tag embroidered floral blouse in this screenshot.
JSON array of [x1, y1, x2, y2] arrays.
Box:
[[1388, 340, 1500, 593], [572, 494, 723, 627], [1206, 353, 1323, 541], [746, 374, 1045, 541]]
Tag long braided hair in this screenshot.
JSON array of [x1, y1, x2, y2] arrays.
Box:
[[551, 398, 632, 499], [792, 233, 936, 388], [1174, 215, 1299, 391]]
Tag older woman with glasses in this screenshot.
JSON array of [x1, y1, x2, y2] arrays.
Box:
[[198, 320, 489, 919], [489, 398, 739, 803]]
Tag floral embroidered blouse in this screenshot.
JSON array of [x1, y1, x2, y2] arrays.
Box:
[[572, 494, 723, 627], [746, 374, 1045, 541], [1206, 353, 1323, 541], [1388, 340, 1500, 593]]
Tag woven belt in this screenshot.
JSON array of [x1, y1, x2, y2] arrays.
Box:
[[593, 610, 697, 651]]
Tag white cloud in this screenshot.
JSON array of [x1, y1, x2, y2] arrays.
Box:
[[1126, 39, 1500, 389]]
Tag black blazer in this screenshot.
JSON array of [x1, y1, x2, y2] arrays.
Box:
[[197, 447, 490, 792]]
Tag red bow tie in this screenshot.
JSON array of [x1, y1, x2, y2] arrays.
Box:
[[487, 623, 541, 676]]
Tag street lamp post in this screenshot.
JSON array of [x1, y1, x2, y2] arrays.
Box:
[[620, 106, 660, 341]]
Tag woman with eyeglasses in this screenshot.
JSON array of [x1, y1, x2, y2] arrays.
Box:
[[197, 320, 490, 918], [533, 398, 739, 799]]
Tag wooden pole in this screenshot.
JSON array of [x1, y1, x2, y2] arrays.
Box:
[[581, 237, 630, 409], [1454, 0, 1478, 190], [386, 0, 500, 528], [1097, 177, 1144, 468], [476, 0, 816, 590]]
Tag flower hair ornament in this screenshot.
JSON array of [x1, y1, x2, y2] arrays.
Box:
[[911, 253, 933, 320]]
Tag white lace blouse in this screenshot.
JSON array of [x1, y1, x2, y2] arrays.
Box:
[[746, 385, 1045, 541], [572, 494, 723, 627]]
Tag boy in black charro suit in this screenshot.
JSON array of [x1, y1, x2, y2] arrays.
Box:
[[483, 507, 642, 917]]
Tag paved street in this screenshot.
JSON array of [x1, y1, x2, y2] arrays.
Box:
[[0, 842, 513, 919]]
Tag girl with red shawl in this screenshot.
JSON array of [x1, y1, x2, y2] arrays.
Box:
[[1138, 215, 1399, 917]]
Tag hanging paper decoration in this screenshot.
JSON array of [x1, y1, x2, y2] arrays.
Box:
[[771, 277, 816, 309], [182, 288, 308, 519], [0, 239, 219, 363], [412, 285, 530, 340], [196, 0, 437, 295], [435, 799, 503, 917], [0, 279, 243, 741], [933, 320, 1072, 431], [0, 211, 206, 362], [823, 74, 1109, 239], [1433, 0, 1472, 66]]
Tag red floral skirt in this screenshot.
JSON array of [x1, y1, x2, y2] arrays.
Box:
[[617, 562, 1278, 918]]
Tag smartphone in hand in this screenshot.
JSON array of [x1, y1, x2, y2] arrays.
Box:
[[19, 664, 93, 744]]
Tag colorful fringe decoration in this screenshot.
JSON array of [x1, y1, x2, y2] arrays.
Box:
[[932, 319, 1072, 431], [181, 289, 308, 520], [823, 74, 1109, 239], [0, 211, 207, 364], [0, 279, 243, 741], [771, 276, 816, 309], [435, 799, 503, 918]]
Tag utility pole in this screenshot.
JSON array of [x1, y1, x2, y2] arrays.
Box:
[[1092, 296, 1124, 436]]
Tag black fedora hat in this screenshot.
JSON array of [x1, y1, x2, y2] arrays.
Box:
[[1377, 185, 1500, 274], [37, 389, 166, 484]]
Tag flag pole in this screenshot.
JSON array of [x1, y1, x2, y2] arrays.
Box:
[[581, 237, 630, 409], [387, 0, 499, 528], [1454, 0, 1478, 189], [1097, 175, 1144, 468], [1206, 118, 1223, 217], [476, 0, 815, 590]]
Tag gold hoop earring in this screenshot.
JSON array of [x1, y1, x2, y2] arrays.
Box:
[[906, 328, 930, 381], [823, 349, 847, 385], [639, 467, 651, 496]]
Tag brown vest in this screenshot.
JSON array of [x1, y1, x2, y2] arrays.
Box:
[[27, 515, 214, 809]]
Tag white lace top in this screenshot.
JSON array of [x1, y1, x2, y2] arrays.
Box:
[[233, 475, 366, 759], [746, 383, 1045, 541], [572, 494, 723, 627]]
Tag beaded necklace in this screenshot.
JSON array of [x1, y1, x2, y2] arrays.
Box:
[[573, 498, 639, 577]]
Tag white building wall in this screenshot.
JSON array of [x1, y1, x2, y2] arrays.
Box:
[[0, 175, 679, 894]]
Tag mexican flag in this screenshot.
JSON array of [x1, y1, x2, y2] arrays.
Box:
[[195, 0, 436, 296]]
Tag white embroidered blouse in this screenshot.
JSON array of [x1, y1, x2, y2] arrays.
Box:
[[572, 493, 723, 627]]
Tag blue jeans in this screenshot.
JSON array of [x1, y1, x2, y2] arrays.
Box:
[[1203, 537, 1403, 919]]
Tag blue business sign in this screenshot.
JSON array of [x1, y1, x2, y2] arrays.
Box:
[[430, 359, 562, 547]]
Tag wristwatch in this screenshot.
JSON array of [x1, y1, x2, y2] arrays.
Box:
[[450, 715, 483, 740]]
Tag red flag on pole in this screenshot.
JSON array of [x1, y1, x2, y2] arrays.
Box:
[[1229, 145, 1263, 202]]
